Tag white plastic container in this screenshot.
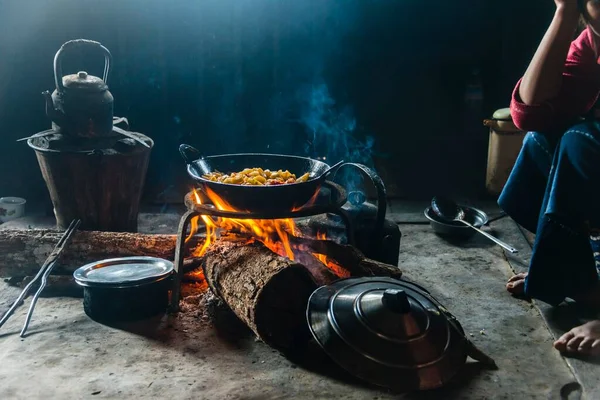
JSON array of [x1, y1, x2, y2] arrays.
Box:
[[0, 197, 26, 222]]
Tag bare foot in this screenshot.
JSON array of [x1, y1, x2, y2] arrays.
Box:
[[506, 272, 527, 296], [554, 321, 600, 356]]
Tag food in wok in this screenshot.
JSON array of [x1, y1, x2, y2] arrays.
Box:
[[202, 167, 311, 186]]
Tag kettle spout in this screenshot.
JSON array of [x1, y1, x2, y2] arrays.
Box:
[[42, 90, 65, 127]]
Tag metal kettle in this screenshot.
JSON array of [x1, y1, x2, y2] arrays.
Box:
[[308, 162, 394, 263], [338, 164, 393, 263], [43, 39, 115, 139], [306, 277, 497, 392]]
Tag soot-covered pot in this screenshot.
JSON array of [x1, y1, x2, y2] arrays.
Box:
[[306, 277, 496, 392], [73, 256, 174, 322], [43, 39, 115, 140]]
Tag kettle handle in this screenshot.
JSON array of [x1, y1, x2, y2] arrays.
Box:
[[330, 163, 387, 254], [53, 39, 113, 93]]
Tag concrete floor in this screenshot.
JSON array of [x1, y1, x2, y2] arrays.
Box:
[[0, 201, 595, 399]]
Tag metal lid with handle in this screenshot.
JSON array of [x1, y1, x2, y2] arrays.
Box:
[[60, 70, 107, 92], [306, 277, 496, 392]]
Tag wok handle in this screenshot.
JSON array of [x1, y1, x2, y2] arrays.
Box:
[[320, 160, 345, 180], [333, 163, 387, 254], [179, 144, 202, 164]]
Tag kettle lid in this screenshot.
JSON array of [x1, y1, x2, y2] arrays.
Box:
[[62, 71, 108, 92], [306, 277, 469, 391]]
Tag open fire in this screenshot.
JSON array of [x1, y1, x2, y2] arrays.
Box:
[[168, 177, 403, 356], [186, 187, 347, 276]]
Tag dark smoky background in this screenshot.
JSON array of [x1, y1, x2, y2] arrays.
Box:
[[0, 0, 554, 206]]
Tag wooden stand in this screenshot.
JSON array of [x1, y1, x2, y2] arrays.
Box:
[[27, 130, 153, 232]]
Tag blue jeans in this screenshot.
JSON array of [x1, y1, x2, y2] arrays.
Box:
[[498, 122, 600, 306]]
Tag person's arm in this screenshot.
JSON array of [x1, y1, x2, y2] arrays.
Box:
[[519, 4, 580, 105], [510, 5, 600, 133]]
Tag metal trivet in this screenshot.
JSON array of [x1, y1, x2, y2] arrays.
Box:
[[170, 180, 354, 311]]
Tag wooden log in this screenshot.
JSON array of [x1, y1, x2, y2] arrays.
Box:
[[0, 229, 202, 277], [290, 236, 402, 278], [219, 230, 402, 279], [294, 252, 341, 284], [199, 238, 334, 351]]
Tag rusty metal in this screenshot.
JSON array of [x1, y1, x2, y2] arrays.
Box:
[[170, 210, 198, 312]]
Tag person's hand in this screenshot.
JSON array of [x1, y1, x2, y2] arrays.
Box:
[[555, 0, 580, 14], [554, 0, 581, 24]]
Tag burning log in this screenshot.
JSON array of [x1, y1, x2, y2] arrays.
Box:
[[199, 238, 336, 351], [0, 229, 202, 277], [290, 236, 402, 279]]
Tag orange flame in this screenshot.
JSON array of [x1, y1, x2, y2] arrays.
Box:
[[186, 187, 344, 274], [314, 232, 328, 265]]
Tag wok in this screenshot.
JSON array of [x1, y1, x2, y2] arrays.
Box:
[[179, 144, 344, 213]]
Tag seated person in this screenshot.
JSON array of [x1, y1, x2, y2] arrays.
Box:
[[500, 0, 600, 356]]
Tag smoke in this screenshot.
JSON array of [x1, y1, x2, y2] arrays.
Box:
[[297, 81, 375, 193]]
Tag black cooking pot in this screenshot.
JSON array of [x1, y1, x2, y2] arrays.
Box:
[[179, 144, 343, 213], [73, 256, 174, 322]]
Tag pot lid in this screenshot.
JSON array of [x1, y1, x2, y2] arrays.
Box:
[[306, 277, 469, 392], [73, 256, 174, 288], [62, 71, 108, 92]]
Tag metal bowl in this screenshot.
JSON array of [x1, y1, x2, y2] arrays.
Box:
[[424, 206, 489, 238]]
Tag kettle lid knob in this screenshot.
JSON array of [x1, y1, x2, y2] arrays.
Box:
[[381, 289, 411, 314], [77, 71, 88, 79]]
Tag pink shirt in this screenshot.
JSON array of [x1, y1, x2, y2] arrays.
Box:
[[510, 27, 600, 133]]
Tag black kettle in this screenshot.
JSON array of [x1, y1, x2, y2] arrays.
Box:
[[43, 39, 115, 139]]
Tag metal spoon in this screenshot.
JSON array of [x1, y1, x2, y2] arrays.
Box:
[[431, 196, 518, 254]]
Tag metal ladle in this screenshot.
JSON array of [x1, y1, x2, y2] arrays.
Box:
[[431, 196, 518, 254]]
